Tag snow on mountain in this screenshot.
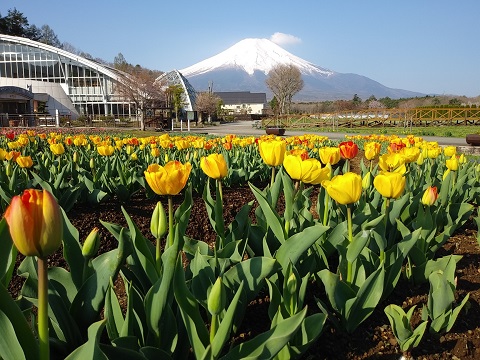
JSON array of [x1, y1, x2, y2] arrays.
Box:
[[180, 38, 333, 78], [179, 38, 424, 100]]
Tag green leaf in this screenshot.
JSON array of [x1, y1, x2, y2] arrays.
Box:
[[173, 256, 209, 358], [211, 282, 245, 358], [289, 313, 327, 357], [70, 227, 131, 332], [220, 307, 307, 360], [249, 182, 285, 243], [104, 279, 124, 341], [0, 309, 27, 360], [316, 269, 355, 314], [65, 320, 108, 359], [345, 265, 385, 333], [346, 230, 370, 263], [276, 224, 328, 271], [60, 208, 84, 289], [0, 218, 16, 288]]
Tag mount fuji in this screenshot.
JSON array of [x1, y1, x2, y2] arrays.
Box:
[[179, 38, 424, 101]]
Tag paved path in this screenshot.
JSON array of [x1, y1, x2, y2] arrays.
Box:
[[195, 121, 472, 147]]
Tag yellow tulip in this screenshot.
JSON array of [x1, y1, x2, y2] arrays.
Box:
[[322, 172, 362, 205], [446, 155, 459, 171], [200, 153, 228, 180], [0, 148, 7, 160], [144, 161, 192, 196], [151, 147, 161, 157], [378, 153, 406, 174], [319, 147, 341, 165], [97, 145, 115, 156], [421, 186, 438, 206], [283, 155, 330, 185], [364, 142, 381, 160], [458, 154, 466, 164], [373, 171, 406, 199], [258, 139, 286, 167], [50, 143, 65, 156], [4, 189, 63, 258], [443, 146, 456, 157], [16, 155, 33, 168], [399, 147, 420, 163]]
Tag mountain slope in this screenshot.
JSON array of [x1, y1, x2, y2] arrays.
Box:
[[179, 38, 423, 100]]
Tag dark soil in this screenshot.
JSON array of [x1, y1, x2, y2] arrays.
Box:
[[8, 163, 480, 359]]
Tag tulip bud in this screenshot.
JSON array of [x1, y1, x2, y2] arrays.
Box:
[[208, 277, 226, 316], [458, 154, 466, 164], [421, 186, 438, 206], [4, 189, 63, 258], [286, 272, 297, 295], [5, 162, 12, 177], [131, 153, 138, 161], [416, 152, 424, 166], [151, 201, 167, 239], [73, 151, 79, 164], [362, 172, 372, 190], [89, 158, 95, 169], [82, 227, 100, 258]]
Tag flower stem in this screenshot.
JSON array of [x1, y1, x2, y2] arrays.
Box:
[[346, 205, 353, 283], [270, 166, 276, 188], [210, 314, 219, 343], [37, 257, 49, 360], [323, 190, 330, 226], [217, 179, 223, 203], [168, 196, 174, 248], [155, 236, 162, 273]]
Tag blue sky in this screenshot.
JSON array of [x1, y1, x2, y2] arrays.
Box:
[[1, 0, 479, 97]]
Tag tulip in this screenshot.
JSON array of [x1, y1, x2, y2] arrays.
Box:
[[144, 161, 192, 196], [339, 141, 359, 160], [16, 155, 33, 168], [283, 155, 330, 185], [378, 153, 406, 174], [373, 171, 406, 199], [258, 139, 286, 167], [4, 189, 62, 360], [362, 171, 372, 190], [208, 277, 226, 342], [50, 143, 65, 156], [0, 148, 7, 160], [200, 153, 228, 180], [364, 142, 381, 161], [399, 147, 420, 164], [151, 147, 161, 157], [258, 139, 286, 187], [421, 186, 438, 206], [458, 154, 466, 164], [5, 189, 62, 258], [446, 155, 459, 171], [322, 172, 362, 205], [82, 227, 100, 259], [97, 145, 115, 156], [145, 161, 192, 248], [319, 147, 341, 165], [443, 146, 457, 157]]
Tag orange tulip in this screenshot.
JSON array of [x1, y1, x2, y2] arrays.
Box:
[[4, 189, 63, 258], [339, 141, 359, 160]]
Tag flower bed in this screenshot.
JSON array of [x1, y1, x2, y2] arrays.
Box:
[[1, 130, 480, 359]]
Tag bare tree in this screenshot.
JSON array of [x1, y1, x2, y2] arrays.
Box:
[[115, 65, 164, 131], [265, 64, 304, 115], [195, 92, 221, 123]]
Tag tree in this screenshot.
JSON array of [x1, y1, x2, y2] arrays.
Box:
[[114, 64, 164, 131], [195, 92, 221, 123], [38, 25, 60, 47], [165, 85, 185, 122], [265, 64, 304, 115], [0, 8, 40, 39]]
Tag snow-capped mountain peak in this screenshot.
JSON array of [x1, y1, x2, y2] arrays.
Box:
[[180, 38, 334, 77]]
